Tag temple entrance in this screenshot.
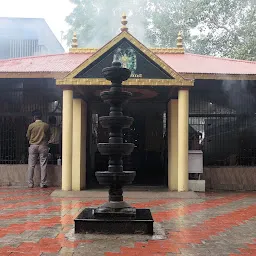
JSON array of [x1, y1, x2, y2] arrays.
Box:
[[87, 102, 167, 188]]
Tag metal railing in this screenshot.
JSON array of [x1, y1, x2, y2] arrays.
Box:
[[0, 85, 62, 164], [189, 84, 256, 166], [1, 82, 256, 166]]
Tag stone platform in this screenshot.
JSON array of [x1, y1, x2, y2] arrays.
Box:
[[75, 208, 153, 234]]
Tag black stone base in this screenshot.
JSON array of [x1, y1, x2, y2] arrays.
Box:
[[74, 208, 154, 235]]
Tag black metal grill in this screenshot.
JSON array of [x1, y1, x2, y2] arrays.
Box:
[[189, 81, 256, 166], [1, 79, 256, 167], [0, 79, 62, 164]]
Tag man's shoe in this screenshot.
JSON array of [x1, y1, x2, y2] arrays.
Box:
[[28, 184, 34, 188], [40, 184, 48, 188]]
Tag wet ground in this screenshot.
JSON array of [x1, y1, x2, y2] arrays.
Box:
[[0, 187, 255, 255]]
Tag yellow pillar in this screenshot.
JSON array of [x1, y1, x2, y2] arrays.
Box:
[[62, 89, 73, 191], [178, 89, 189, 192], [168, 99, 178, 190], [72, 99, 87, 191]]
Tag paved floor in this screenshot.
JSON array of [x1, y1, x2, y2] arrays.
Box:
[[0, 188, 255, 256]]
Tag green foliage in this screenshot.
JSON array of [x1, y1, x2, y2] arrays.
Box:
[[186, 0, 256, 60], [65, 0, 256, 60], [65, 0, 146, 47]]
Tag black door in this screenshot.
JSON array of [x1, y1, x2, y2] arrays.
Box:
[[124, 103, 166, 185], [87, 102, 167, 188]]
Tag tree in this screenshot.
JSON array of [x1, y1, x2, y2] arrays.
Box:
[[65, 0, 256, 60], [65, 0, 147, 48], [143, 0, 202, 49], [65, 0, 98, 47], [145, 0, 256, 60]]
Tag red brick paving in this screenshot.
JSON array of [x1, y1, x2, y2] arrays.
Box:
[[0, 199, 180, 221], [105, 204, 256, 255], [0, 234, 93, 255], [0, 188, 255, 256], [152, 194, 248, 222], [229, 240, 256, 256], [1, 194, 51, 202], [0, 200, 105, 220], [0, 198, 182, 239]]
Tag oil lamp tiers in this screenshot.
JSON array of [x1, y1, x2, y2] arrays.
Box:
[[94, 61, 136, 217], [74, 61, 153, 234]]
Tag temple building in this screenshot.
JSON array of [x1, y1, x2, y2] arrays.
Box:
[[0, 15, 256, 191]]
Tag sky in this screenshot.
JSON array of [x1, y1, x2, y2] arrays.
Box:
[[0, 0, 74, 49]]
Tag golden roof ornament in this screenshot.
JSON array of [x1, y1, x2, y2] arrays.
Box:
[[121, 13, 128, 32], [177, 31, 183, 48], [71, 32, 78, 48]]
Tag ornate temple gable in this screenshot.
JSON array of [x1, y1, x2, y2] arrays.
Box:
[[75, 39, 174, 80], [57, 32, 193, 87]]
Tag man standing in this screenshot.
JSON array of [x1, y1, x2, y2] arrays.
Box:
[[26, 110, 50, 188]]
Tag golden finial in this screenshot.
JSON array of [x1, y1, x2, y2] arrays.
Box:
[[71, 32, 78, 48], [177, 31, 183, 48], [121, 13, 128, 32]]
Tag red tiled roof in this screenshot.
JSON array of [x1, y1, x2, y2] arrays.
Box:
[[0, 53, 92, 73], [158, 53, 256, 75], [0, 52, 255, 76]]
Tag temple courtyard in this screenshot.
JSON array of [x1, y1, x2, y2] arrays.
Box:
[[0, 188, 255, 255]]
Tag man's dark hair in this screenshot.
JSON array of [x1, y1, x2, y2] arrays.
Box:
[[48, 116, 57, 125], [32, 110, 42, 120]]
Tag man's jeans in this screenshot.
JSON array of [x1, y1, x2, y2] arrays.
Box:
[[28, 144, 48, 186]]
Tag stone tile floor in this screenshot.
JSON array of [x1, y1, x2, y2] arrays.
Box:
[[0, 188, 255, 256]]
